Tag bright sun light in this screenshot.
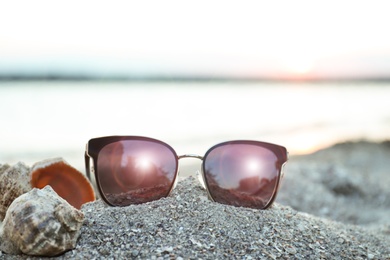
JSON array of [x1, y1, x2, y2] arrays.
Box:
[[276, 46, 318, 78], [246, 158, 262, 172], [136, 157, 152, 169], [291, 60, 314, 75]]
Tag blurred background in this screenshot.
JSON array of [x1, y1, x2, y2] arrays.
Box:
[[1, 0, 390, 171]]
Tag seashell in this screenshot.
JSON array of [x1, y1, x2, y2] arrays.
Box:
[[0, 163, 10, 174], [30, 158, 95, 209], [0, 162, 31, 221], [0, 185, 84, 256]]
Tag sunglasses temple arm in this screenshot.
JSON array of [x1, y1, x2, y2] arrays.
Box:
[[84, 151, 91, 180]]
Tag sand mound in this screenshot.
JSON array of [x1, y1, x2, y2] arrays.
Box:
[[278, 141, 390, 233], [1, 141, 389, 259]]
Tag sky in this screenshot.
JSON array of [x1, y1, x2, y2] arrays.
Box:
[[1, 0, 390, 79]]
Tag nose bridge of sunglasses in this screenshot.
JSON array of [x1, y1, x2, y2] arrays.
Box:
[[177, 153, 204, 180], [178, 154, 204, 160]]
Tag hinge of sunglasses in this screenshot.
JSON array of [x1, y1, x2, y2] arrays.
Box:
[[196, 170, 207, 190], [281, 164, 287, 179]]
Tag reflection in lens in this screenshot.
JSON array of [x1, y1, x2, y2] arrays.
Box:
[[246, 158, 262, 172], [97, 140, 177, 206], [203, 142, 285, 209], [136, 157, 152, 169]]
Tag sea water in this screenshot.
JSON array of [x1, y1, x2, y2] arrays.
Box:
[[1, 81, 389, 170]]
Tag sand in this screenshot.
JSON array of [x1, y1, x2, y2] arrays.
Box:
[[1, 141, 389, 259]]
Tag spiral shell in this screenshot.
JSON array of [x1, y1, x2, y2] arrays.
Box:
[[0, 185, 84, 256], [0, 158, 95, 218], [0, 162, 31, 221]]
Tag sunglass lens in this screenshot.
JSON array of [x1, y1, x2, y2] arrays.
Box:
[[203, 142, 285, 209], [96, 140, 177, 206]]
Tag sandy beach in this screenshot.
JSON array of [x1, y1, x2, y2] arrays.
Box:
[[1, 140, 389, 259]]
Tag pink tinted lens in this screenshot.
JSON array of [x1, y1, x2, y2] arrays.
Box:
[[203, 143, 282, 209], [96, 140, 177, 206]]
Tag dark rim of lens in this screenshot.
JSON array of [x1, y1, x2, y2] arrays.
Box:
[[87, 135, 179, 206]]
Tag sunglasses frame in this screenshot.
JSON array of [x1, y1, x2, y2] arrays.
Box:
[[85, 135, 288, 209]]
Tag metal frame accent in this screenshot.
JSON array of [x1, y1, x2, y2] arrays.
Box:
[[178, 154, 204, 160]]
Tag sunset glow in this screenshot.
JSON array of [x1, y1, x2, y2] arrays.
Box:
[[279, 55, 315, 79], [0, 0, 389, 79]]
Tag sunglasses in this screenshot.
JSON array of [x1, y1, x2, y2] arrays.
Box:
[[85, 136, 288, 209]]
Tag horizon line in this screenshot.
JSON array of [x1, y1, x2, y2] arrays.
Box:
[[1, 73, 390, 84]]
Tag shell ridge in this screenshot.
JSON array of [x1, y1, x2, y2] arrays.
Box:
[[30, 158, 64, 172], [55, 204, 84, 232]]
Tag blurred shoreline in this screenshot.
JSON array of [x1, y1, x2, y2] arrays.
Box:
[[1, 75, 390, 83], [1, 81, 389, 172], [1, 139, 389, 176]]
